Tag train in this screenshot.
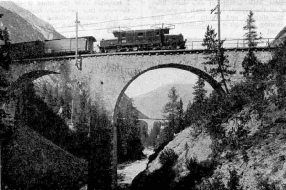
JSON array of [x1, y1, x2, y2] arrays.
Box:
[[7, 28, 186, 60]]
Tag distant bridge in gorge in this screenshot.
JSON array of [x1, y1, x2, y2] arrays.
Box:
[[139, 118, 169, 121], [8, 45, 274, 190]]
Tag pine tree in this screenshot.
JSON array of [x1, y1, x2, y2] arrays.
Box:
[[46, 88, 54, 107], [184, 78, 208, 129], [202, 25, 235, 93], [147, 121, 161, 147], [0, 27, 11, 70], [79, 89, 89, 125], [163, 87, 180, 132], [158, 87, 181, 149], [62, 84, 72, 120], [193, 77, 207, 104], [177, 98, 184, 132], [116, 97, 144, 162], [243, 11, 260, 49], [163, 87, 180, 122], [242, 11, 263, 79]]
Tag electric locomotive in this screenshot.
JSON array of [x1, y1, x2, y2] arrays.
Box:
[[99, 27, 186, 52]]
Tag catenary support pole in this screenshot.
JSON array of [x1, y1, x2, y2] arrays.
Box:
[[75, 12, 79, 69]]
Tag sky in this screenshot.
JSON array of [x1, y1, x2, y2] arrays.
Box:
[[11, 0, 286, 41], [125, 68, 200, 97], [8, 0, 286, 97]]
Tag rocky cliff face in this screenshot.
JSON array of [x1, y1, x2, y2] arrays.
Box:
[[0, 1, 64, 43], [212, 105, 286, 189], [132, 101, 286, 189], [146, 127, 213, 178]]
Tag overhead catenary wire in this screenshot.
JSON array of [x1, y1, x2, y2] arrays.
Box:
[[55, 9, 211, 29], [59, 19, 247, 33], [58, 17, 286, 33], [54, 9, 286, 31]]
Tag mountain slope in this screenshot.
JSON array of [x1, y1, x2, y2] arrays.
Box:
[[271, 26, 286, 46], [132, 83, 212, 118], [119, 93, 149, 119], [3, 125, 87, 189], [0, 1, 64, 43]]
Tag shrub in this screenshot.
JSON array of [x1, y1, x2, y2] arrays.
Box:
[[257, 177, 279, 190], [211, 174, 228, 190], [174, 158, 216, 190], [159, 148, 178, 167], [227, 169, 241, 190]]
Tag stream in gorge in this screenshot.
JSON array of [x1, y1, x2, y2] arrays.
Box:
[[117, 148, 154, 188]]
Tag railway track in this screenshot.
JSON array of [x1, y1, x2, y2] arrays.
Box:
[[12, 46, 275, 63]]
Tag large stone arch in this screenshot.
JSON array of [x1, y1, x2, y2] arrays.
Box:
[[111, 63, 225, 187], [113, 63, 225, 122]]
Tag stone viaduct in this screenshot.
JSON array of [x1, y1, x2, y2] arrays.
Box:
[[8, 48, 273, 189]]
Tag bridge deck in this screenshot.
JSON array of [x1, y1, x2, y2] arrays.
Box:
[[12, 46, 274, 62]]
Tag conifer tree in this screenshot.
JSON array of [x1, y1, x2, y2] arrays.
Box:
[[116, 98, 144, 162], [193, 77, 207, 104], [184, 77, 208, 129], [242, 11, 263, 79], [202, 25, 235, 93], [157, 87, 181, 149], [0, 27, 11, 70], [163, 87, 180, 122], [163, 87, 180, 132], [177, 98, 184, 132], [147, 121, 161, 147], [243, 10, 260, 49]]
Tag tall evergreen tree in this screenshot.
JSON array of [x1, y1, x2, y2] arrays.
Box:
[[116, 98, 144, 162], [243, 10, 260, 49], [184, 78, 208, 129], [147, 121, 161, 147], [0, 27, 11, 70], [163, 87, 180, 133], [202, 25, 235, 93], [193, 77, 207, 104], [177, 98, 184, 132], [157, 87, 182, 151], [242, 11, 263, 79]]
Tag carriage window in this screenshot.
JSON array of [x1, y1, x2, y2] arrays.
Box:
[[138, 33, 143, 37], [121, 33, 126, 38], [156, 31, 160, 36]]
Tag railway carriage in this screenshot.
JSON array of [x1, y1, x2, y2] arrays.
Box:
[[44, 36, 96, 55], [8, 36, 96, 60]]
